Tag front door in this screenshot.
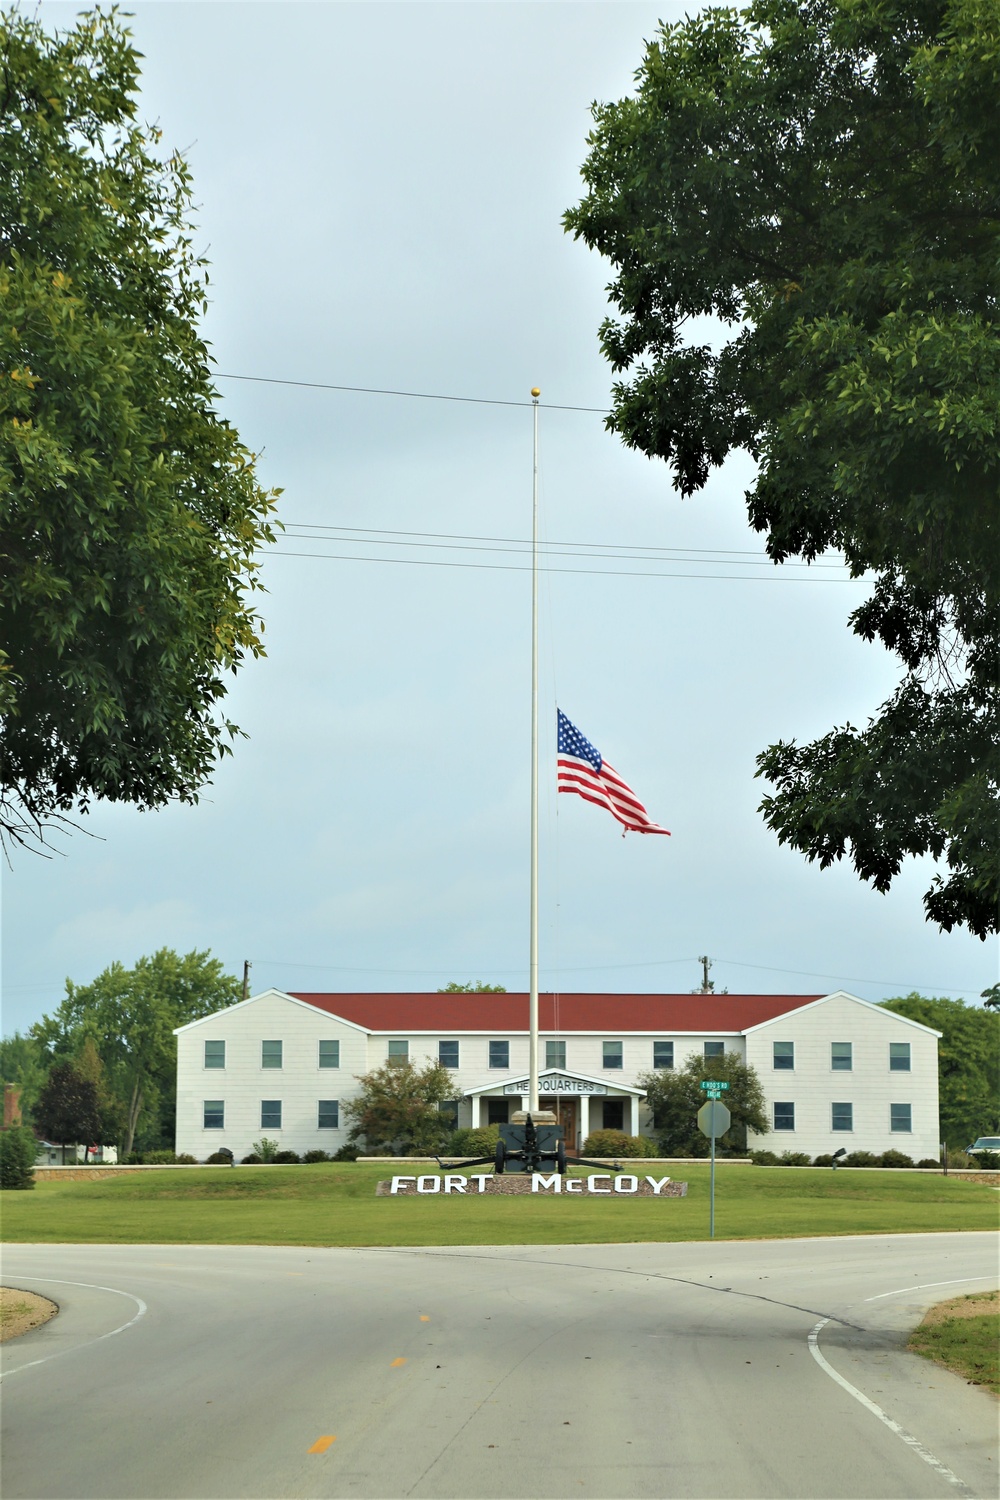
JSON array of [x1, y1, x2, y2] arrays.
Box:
[[541, 1096, 578, 1151]]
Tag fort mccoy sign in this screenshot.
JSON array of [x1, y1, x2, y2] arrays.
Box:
[[377, 1173, 688, 1197]]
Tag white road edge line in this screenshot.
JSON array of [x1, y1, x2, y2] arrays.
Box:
[[0, 1277, 148, 1380], [866, 1277, 985, 1302], [808, 1318, 975, 1498]]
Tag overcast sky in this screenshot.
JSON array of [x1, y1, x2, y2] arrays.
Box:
[[2, 1, 995, 1036]]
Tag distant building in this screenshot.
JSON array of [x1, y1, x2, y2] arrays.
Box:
[[174, 989, 940, 1162]]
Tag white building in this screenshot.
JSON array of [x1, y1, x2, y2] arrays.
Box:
[[174, 989, 940, 1162]]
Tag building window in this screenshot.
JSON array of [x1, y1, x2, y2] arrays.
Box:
[[439, 1040, 459, 1069], [773, 1042, 794, 1070], [438, 1100, 459, 1128], [774, 1102, 795, 1131], [546, 1040, 566, 1070], [318, 1100, 339, 1129], [261, 1040, 282, 1069], [204, 1040, 225, 1069], [387, 1039, 408, 1062], [319, 1040, 340, 1069], [260, 1100, 282, 1129], [831, 1042, 852, 1071], [889, 1042, 911, 1072], [704, 1041, 725, 1059], [603, 1100, 625, 1131], [489, 1040, 509, 1069], [487, 1098, 509, 1125], [653, 1040, 674, 1070], [831, 1102, 853, 1132], [603, 1040, 623, 1070], [203, 1100, 224, 1129], [890, 1103, 912, 1133]]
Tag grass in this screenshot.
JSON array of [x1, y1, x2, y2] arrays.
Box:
[[1, 1163, 997, 1246], [908, 1291, 1000, 1394]]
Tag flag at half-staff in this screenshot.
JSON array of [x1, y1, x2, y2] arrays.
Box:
[[557, 709, 670, 835]]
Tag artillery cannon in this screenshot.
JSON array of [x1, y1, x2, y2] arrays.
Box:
[[438, 1112, 626, 1176]]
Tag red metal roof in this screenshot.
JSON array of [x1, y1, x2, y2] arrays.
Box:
[[286, 992, 823, 1033]]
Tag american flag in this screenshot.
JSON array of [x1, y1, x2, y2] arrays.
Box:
[[557, 710, 670, 836]]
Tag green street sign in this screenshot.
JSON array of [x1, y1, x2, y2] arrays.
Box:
[[700, 1080, 730, 1091]]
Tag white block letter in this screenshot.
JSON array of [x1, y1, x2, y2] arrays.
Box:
[[645, 1176, 671, 1195], [416, 1175, 440, 1193], [470, 1174, 490, 1193], [614, 1175, 638, 1194], [443, 1175, 467, 1193], [587, 1175, 611, 1194], [565, 1178, 582, 1193], [532, 1174, 560, 1193], [390, 1176, 414, 1194]]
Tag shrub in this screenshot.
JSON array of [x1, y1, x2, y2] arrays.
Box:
[[124, 1152, 145, 1164], [812, 1154, 835, 1167], [946, 1149, 972, 1169], [252, 1137, 279, 1163], [0, 1127, 37, 1189], [917, 1158, 941, 1169], [144, 1149, 178, 1164], [778, 1151, 811, 1167], [879, 1150, 914, 1168], [582, 1129, 656, 1158], [447, 1126, 500, 1157], [750, 1150, 780, 1166], [242, 1153, 262, 1164], [205, 1151, 234, 1164], [303, 1149, 331, 1164], [970, 1149, 1000, 1168], [273, 1150, 300, 1164], [843, 1151, 880, 1167], [333, 1144, 359, 1161]]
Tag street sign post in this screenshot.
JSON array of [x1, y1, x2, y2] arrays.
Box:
[[697, 1098, 731, 1238]]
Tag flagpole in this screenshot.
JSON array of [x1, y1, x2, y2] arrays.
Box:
[[529, 386, 541, 1116]]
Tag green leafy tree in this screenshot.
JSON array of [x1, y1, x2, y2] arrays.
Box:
[[565, 0, 999, 937], [638, 1052, 769, 1156], [34, 1060, 101, 1159], [0, 1029, 46, 1122], [344, 1059, 457, 1155], [73, 1035, 125, 1146], [31, 948, 240, 1157], [879, 993, 1000, 1147], [436, 982, 508, 993], [0, 8, 280, 849]]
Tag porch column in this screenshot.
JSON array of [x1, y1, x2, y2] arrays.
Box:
[[579, 1093, 590, 1147], [472, 1094, 483, 1128], [626, 1094, 637, 1136]]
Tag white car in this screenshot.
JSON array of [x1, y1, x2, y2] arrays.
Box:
[[966, 1136, 1000, 1153]]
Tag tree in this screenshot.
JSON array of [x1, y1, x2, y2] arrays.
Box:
[[0, 1029, 46, 1122], [34, 1060, 101, 1159], [0, 1125, 36, 1188], [73, 1035, 125, 1148], [343, 1059, 457, 1155], [436, 982, 508, 993], [0, 8, 280, 850], [31, 948, 239, 1156], [638, 1052, 769, 1156], [565, 0, 999, 937], [879, 993, 999, 1147]]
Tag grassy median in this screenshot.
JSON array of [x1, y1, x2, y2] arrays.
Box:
[[1, 1163, 997, 1245], [908, 1290, 1000, 1394]]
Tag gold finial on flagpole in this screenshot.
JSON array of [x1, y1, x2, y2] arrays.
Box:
[[531, 387, 540, 398]]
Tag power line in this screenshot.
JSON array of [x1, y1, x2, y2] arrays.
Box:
[[215, 371, 608, 414], [269, 546, 862, 583], [282, 525, 850, 572]]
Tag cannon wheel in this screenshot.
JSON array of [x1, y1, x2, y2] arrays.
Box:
[[494, 1140, 506, 1174], [556, 1139, 566, 1175]]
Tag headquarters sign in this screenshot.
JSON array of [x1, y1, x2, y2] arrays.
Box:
[[503, 1072, 608, 1095]]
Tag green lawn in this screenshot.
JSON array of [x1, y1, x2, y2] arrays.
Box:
[[908, 1292, 1000, 1394], [1, 1164, 996, 1245]]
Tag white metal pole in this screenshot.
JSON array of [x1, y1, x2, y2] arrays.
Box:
[[529, 386, 540, 1116]]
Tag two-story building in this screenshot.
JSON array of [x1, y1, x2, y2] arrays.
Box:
[[174, 989, 941, 1161]]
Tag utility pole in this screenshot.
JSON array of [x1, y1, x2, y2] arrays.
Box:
[[242, 960, 251, 1003]]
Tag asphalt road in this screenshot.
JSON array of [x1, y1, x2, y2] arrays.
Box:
[[1, 1234, 997, 1500]]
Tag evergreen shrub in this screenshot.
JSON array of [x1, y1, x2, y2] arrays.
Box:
[[917, 1158, 941, 1168], [778, 1151, 812, 1166], [749, 1150, 780, 1165], [303, 1149, 330, 1163], [0, 1127, 36, 1189], [843, 1151, 880, 1167], [447, 1126, 500, 1157], [581, 1129, 658, 1158], [273, 1150, 300, 1164], [333, 1144, 359, 1161], [879, 1150, 914, 1168]]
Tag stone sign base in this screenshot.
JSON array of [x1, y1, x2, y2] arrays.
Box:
[[377, 1173, 688, 1197]]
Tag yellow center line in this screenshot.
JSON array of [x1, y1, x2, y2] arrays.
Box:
[[308, 1436, 336, 1454], [390, 1357, 407, 1367]]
